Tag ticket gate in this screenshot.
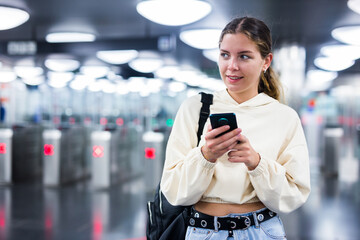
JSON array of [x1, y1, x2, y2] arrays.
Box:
[[91, 126, 142, 189], [43, 126, 89, 186], [110, 127, 143, 182], [142, 131, 165, 192], [0, 128, 13, 184], [11, 125, 43, 182], [91, 131, 111, 189], [43, 129, 61, 186], [0, 187, 11, 239], [322, 126, 344, 177]]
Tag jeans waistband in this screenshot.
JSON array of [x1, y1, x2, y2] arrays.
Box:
[[187, 207, 277, 231]]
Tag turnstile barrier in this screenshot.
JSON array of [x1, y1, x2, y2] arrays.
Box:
[[0, 129, 13, 184]]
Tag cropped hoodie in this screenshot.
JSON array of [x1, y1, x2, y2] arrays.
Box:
[[160, 90, 311, 214]]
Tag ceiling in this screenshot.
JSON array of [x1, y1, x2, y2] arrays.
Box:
[[0, 0, 360, 79]]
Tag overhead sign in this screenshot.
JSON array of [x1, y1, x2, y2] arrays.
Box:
[[7, 41, 37, 55]]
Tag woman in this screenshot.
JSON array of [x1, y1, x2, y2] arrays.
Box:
[[160, 17, 310, 239]]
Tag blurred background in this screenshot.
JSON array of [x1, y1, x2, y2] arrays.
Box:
[[0, 0, 360, 239]]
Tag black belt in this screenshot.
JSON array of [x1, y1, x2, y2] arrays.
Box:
[[187, 208, 277, 231]]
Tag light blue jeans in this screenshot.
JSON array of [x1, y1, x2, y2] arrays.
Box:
[[185, 208, 287, 240]]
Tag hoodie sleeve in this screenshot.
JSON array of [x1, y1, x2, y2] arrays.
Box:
[[248, 113, 311, 213], [160, 96, 216, 206]]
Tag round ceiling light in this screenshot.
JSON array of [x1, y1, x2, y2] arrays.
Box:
[[47, 71, 74, 83], [347, 0, 360, 14], [136, 0, 212, 26], [168, 81, 187, 92], [314, 56, 355, 71], [69, 74, 94, 91], [203, 49, 219, 62], [14, 66, 44, 79], [46, 32, 96, 43], [180, 29, 221, 49], [96, 50, 139, 65], [155, 66, 180, 79], [45, 58, 80, 72], [23, 76, 45, 86], [80, 66, 110, 79], [129, 58, 163, 73], [305, 69, 337, 91], [306, 69, 338, 83], [0, 6, 29, 30], [331, 26, 360, 45], [320, 44, 360, 60], [0, 70, 17, 83]]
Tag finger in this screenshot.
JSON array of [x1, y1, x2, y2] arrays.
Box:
[[229, 141, 238, 150], [237, 134, 247, 143], [210, 129, 241, 150], [228, 149, 243, 158], [206, 125, 230, 139], [215, 128, 241, 142], [212, 133, 241, 152], [228, 149, 249, 162], [228, 150, 236, 158], [228, 156, 245, 163]]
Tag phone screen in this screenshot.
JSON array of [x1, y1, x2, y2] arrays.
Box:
[[209, 113, 238, 137]]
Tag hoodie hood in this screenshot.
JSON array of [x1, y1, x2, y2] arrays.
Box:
[[213, 89, 277, 110]]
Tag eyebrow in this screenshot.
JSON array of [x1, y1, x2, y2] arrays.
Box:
[[220, 49, 254, 54]]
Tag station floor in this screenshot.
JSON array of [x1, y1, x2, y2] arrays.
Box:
[[0, 159, 359, 240]]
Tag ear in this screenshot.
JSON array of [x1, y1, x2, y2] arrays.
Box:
[[263, 53, 273, 71]]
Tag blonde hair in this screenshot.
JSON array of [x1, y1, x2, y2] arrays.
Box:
[[219, 17, 283, 101]]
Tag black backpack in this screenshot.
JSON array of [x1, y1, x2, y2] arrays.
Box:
[[146, 92, 213, 240]]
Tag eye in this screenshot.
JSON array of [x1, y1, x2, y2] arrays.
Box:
[[239, 55, 250, 60], [220, 52, 229, 58]]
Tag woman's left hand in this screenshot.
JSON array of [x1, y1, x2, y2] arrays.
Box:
[[227, 134, 260, 170]]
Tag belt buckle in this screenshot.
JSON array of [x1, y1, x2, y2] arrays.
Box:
[[242, 216, 251, 230]]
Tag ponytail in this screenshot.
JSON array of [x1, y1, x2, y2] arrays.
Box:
[[258, 66, 284, 102]]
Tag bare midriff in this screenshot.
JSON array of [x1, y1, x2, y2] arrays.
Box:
[[194, 201, 266, 216]]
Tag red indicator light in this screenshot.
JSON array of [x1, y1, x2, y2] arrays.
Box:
[[145, 148, 156, 159], [69, 117, 75, 124], [133, 118, 140, 125], [308, 98, 316, 109], [45, 211, 53, 229], [0, 143, 6, 154], [116, 118, 124, 126], [92, 212, 103, 240], [44, 210, 53, 240], [100, 118, 107, 125], [93, 146, 104, 158], [53, 116, 60, 125], [0, 207, 5, 228], [44, 144, 54, 156], [84, 117, 92, 124]]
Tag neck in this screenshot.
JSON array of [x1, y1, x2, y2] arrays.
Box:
[[227, 89, 258, 104]]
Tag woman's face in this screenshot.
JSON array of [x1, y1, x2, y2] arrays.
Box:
[[218, 33, 272, 103]]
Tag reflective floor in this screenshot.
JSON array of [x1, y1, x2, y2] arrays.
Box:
[[0, 159, 360, 240], [0, 178, 147, 240], [281, 158, 360, 240]]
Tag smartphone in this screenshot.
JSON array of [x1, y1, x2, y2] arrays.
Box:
[[209, 113, 238, 137]]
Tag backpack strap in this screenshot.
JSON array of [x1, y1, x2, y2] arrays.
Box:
[[197, 92, 213, 146]]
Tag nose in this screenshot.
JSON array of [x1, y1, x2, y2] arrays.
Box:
[[228, 57, 239, 71]]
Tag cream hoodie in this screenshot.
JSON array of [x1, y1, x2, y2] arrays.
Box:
[[160, 90, 311, 213]]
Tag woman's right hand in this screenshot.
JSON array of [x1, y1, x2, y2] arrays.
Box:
[[201, 124, 242, 162]]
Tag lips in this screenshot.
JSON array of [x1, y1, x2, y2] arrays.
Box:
[[226, 75, 243, 82]]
